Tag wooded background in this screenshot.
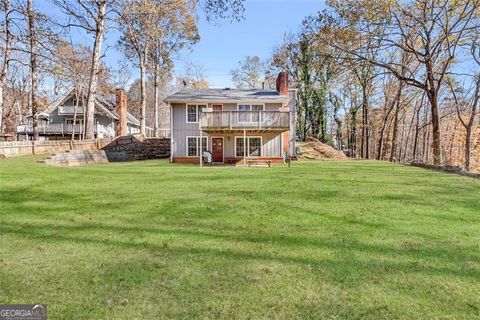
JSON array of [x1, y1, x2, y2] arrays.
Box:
[[1, 0, 478, 172]]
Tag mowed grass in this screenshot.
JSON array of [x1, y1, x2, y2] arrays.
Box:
[[0, 157, 479, 320]]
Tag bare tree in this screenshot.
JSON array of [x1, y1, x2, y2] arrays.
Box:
[[54, 0, 118, 139], [0, 0, 13, 135], [147, 0, 199, 137], [26, 0, 39, 140], [176, 63, 209, 90], [230, 56, 267, 89], [449, 76, 479, 171], [119, 0, 198, 136]]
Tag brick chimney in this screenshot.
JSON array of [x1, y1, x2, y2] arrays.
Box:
[[276, 72, 290, 155], [276, 72, 289, 96], [115, 89, 128, 137]]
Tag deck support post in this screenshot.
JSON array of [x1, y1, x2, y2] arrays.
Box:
[[243, 129, 246, 166], [199, 126, 203, 167]]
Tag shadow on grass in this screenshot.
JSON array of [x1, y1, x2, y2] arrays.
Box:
[[1, 220, 478, 282]]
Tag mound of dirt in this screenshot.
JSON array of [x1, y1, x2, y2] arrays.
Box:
[[297, 140, 348, 160]]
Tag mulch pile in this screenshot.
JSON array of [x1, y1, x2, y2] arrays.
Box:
[[297, 138, 348, 160]]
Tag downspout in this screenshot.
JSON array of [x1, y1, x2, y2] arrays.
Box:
[[243, 129, 246, 166], [199, 123, 203, 167]]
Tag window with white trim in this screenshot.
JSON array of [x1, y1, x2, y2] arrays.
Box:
[[235, 137, 262, 157], [186, 104, 206, 123], [237, 104, 263, 122], [187, 136, 208, 157]]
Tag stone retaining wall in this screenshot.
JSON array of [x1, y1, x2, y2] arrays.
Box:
[[102, 135, 170, 161]]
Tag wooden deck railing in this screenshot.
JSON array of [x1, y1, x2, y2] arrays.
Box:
[[58, 106, 85, 114], [16, 123, 115, 136], [200, 111, 289, 130]]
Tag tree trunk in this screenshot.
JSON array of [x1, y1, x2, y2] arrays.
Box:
[[412, 102, 422, 162], [140, 56, 146, 135], [447, 121, 457, 165], [154, 64, 159, 138], [465, 126, 472, 171], [84, 1, 107, 140], [389, 103, 399, 162], [389, 81, 404, 162], [398, 108, 407, 162], [361, 86, 369, 159], [424, 129, 430, 163], [463, 76, 479, 171], [27, 0, 38, 141], [376, 108, 391, 160], [426, 87, 442, 165], [332, 98, 342, 149], [350, 110, 358, 157], [403, 105, 417, 162], [81, 93, 86, 140], [71, 88, 80, 141], [0, 0, 11, 135]]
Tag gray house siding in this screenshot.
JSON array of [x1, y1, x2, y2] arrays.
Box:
[[171, 103, 205, 158], [171, 103, 283, 158], [48, 106, 115, 137]]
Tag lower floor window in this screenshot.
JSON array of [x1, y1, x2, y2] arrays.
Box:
[[65, 119, 83, 125], [235, 137, 262, 157], [187, 136, 208, 157]]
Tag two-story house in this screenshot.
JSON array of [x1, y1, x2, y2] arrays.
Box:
[[165, 72, 296, 165], [17, 88, 141, 140]]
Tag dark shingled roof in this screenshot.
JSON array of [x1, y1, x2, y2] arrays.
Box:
[[164, 88, 287, 103]]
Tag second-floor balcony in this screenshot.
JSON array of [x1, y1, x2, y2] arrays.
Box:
[[16, 123, 115, 137], [200, 111, 290, 132], [58, 106, 84, 114]]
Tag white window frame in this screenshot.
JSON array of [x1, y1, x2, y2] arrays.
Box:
[[237, 104, 264, 123], [235, 136, 262, 158], [186, 136, 208, 157], [186, 104, 207, 123]]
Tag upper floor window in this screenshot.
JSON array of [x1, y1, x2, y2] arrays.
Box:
[[238, 104, 264, 122], [186, 104, 206, 123]]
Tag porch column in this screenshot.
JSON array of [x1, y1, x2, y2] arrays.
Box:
[[243, 129, 246, 166]]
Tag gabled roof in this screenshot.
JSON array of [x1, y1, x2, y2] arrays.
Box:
[[41, 88, 140, 126], [164, 88, 288, 103]]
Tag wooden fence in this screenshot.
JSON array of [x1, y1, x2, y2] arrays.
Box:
[[0, 138, 114, 157]]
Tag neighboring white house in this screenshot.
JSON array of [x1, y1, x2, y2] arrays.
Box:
[[16, 88, 141, 140]]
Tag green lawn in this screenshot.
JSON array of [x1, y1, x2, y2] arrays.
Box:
[[0, 157, 479, 319]]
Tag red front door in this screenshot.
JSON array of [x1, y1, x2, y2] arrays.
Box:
[[211, 138, 224, 163]]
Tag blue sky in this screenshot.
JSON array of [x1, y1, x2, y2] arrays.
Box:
[[176, 0, 327, 87], [41, 0, 326, 89]]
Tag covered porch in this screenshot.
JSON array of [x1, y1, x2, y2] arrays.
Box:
[[195, 109, 289, 166], [196, 129, 288, 167]]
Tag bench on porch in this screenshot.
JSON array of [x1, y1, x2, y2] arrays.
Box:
[[247, 159, 272, 167]]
